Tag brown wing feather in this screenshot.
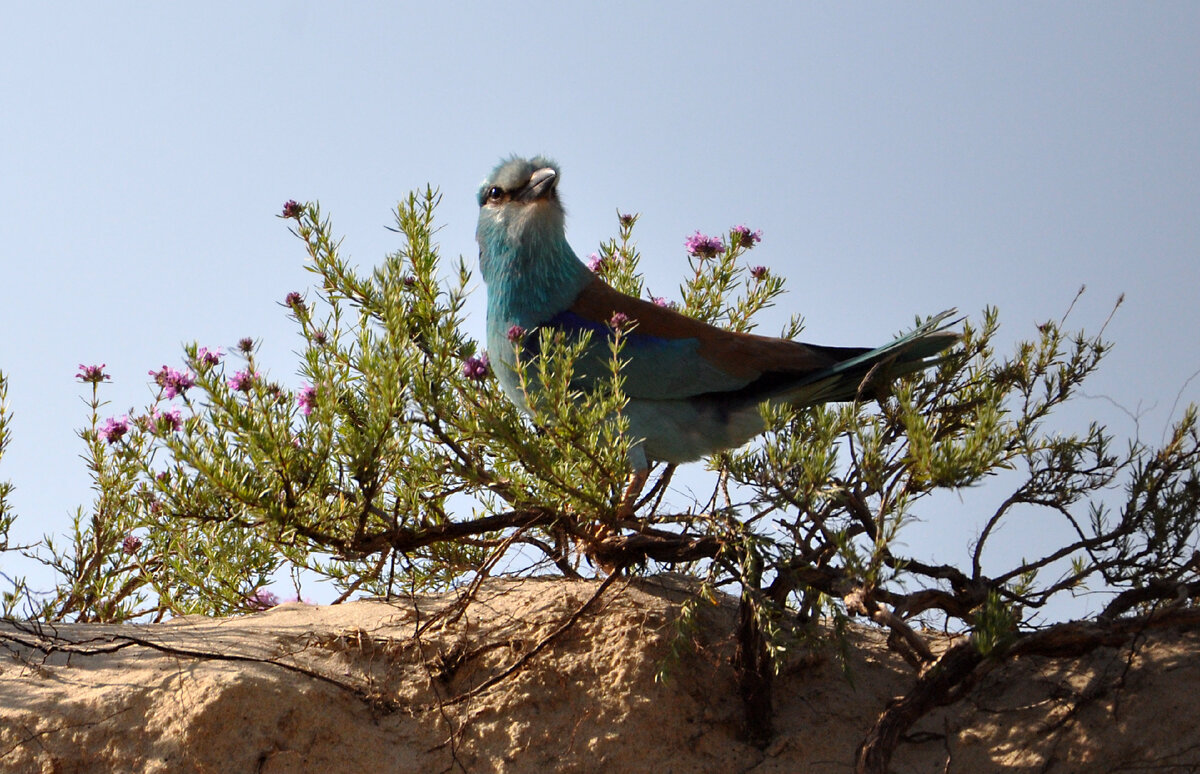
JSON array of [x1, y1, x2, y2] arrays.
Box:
[[569, 276, 843, 381]]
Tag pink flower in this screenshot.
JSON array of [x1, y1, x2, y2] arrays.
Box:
[[149, 366, 195, 399], [506, 325, 526, 343], [196, 347, 223, 367], [684, 231, 726, 259], [296, 384, 317, 416], [121, 534, 143, 555], [609, 312, 630, 331], [284, 291, 306, 311], [97, 416, 130, 444], [152, 406, 184, 432], [462, 353, 490, 381], [76, 364, 110, 384], [228, 370, 260, 392], [731, 225, 763, 249], [281, 200, 302, 219], [247, 589, 280, 610], [140, 407, 183, 433], [587, 253, 606, 273]]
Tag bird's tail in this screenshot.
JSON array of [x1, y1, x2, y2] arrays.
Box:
[[777, 309, 961, 408]]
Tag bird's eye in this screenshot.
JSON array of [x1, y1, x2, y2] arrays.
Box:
[[487, 186, 504, 202]]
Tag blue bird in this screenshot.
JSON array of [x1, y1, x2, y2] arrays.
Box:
[[477, 156, 958, 515]]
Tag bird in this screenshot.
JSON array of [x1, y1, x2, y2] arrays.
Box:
[[476, 155, 958, 516]]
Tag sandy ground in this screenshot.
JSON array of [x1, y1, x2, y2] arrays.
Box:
[[2, 575, 1198, 773]]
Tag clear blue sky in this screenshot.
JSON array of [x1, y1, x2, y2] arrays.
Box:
[[2, 4, 1198, 614]]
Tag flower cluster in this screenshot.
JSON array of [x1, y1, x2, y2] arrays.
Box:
[[144, 406, 184, 433], [76, 364, 110, 384], [296, 384, 317, 416], [587, 252, 607, 273], [462, 353, 490, 381], [121, 534, 143, 555], [506, 325, 526, 343], [196, 346, 223, 368], [750, 265, 768, 281], [684, 231, 726, 259], [609, 311, 630, 331], [651, 296, 677, 310], [285, 291, 306, 312], [281, 200, 303, 219], [246, 589, 279, 610], [149, 366, 195, 399], [228, 370, 260, 392], [97, 416, 130, 444], [731, 225, 763, 249]]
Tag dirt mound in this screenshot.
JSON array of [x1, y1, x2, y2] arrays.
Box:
[[2, 576, 1198, 773]]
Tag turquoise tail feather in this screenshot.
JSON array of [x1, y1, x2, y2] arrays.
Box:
[[771, 309, 961, 408]]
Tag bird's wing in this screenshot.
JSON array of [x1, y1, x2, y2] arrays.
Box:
[[539, 276, 847, 400]]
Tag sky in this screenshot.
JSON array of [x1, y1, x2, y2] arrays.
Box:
[[2, 4, 1198, 617]]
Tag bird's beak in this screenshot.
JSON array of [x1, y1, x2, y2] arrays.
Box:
[[520, 167, 557, 202]]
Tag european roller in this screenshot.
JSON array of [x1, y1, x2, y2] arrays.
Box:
[[477, 156, 958, 515]]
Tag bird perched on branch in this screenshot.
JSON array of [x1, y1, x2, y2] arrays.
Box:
[[476, 155, 958, 515]]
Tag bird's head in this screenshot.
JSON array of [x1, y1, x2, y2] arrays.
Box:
[[476, 156, 574, 285], [477, 155, 562, 211]]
